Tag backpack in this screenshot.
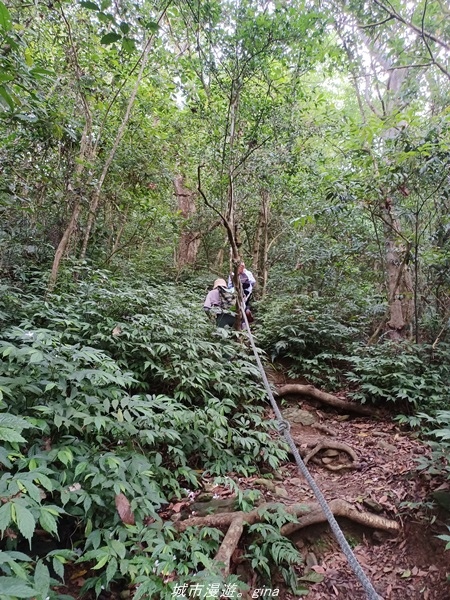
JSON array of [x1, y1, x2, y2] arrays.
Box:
[[218, 286, 236, 313]]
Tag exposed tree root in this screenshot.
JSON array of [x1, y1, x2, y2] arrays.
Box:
[[280, 499, 399, 536], [304, 440, 359, 471], [277, 384, 377, 416], [176, 500, 399, 575], [214, 517, 244, 575], [311, 422, 337, 436]]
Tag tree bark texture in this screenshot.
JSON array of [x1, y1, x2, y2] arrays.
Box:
[[382, 201, 414, 339], [174, 174, 201, 267], [252, 188, 270, 297]]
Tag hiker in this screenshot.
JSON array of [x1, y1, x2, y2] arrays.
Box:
[[203, 278, 236, 328], [228, 262, 256, 322]]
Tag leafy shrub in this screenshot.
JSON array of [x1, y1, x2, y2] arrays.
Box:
[[255, 293, 362, 387], [406, 410, 450, 481], [0, 272, 288, 597], [345, 342, 450, 410]]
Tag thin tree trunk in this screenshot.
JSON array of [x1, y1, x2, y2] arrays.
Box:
[[260, 189, 270, 297], [252, 189, 266, 278], [48, 121, 92, 289], [48, 6, 94, 290], [79, 32, 157, 260]]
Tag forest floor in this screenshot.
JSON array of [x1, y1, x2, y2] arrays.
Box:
[[57, 390, 450, 600], [230, 393, 450, 600]]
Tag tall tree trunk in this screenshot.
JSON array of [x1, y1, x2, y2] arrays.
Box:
[[252, 188, 270, 297], [382, 198, 414, 338], [261, 192, 270, 298], [342, 27, 415, 339], [174, 174, 201, 268]]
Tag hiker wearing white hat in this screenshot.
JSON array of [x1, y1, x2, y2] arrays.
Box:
[[203, 277, 236, 328]]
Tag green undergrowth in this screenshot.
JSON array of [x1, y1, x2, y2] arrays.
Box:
[[0, 272, 293, 599], [256, 292, 450, 531], [256, 293, 450, 412]]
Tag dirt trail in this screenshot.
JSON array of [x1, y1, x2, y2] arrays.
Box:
[[262, 398, 450, 599]]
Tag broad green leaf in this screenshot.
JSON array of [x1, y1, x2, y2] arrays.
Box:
[[52, 557, 64, 580], [19, 480, 41, 504], [0, 414, 33, 430], [39, 509, 58, 536], [0, 85, 15, 110], [57, 448, 73, 466], [0, 1, 11, 31], [92, 553, 109, 570], [122, 37, 136, 54], [13, 503, 36, 542], [119, 21, 129, 34], [0, 577, 36, 597], [144, 21, 159, 32], [98, 12, 116, 24], [0, 426, 26, 443], [29, 67, 55, 78], [110, 539, 126, 559], [24, 48, 33, 67], [0, 502, 11, 531], [80, 1, 100, 9], [34, 561, 50, 598], [105, 556, 118, 584], [100, 32, 121, 45]]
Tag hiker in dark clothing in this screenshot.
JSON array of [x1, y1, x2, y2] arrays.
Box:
[[203, 278, 236, 328]]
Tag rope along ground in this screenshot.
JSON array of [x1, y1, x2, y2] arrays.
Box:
[[239, 300, 382, 600]]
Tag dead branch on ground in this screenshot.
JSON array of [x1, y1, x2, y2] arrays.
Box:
[[277, 384, 377, 416]]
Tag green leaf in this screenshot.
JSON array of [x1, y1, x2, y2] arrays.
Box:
[[105, 556, 118, 584], [52, 557, 65, 580], [80, 1, 100, 9], [93, 553, 109, 570], [0, 502, 11, 531], [122, 37, 136, 53], [13, 503, 36, 543], [100, 32, 121, 45], [401, 569, 412, 578], [0, 577, 36, 597], [39, 509, 58, 536], [0, 1, 12, 31], [98, 12, 115, 24], [0, 85, 15, 110], [144, 21, 159, 32], [119, 21, 130, 34], [110, 539, 126, 559], [0, 426, 26, 443], [30, 67, 55, 79], [0, 414, 33, 430], [300, 570, 324, 583], [29, 350, 44, 363], [34, 561, 50, 599], [57, 448, 73, 466], [20, 480, 42, 504]]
